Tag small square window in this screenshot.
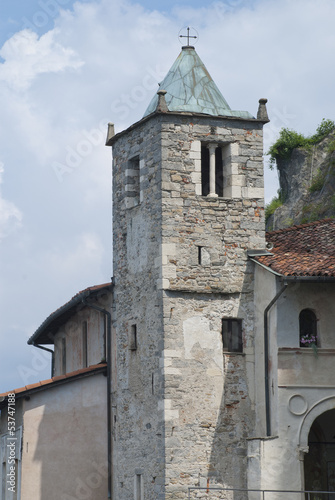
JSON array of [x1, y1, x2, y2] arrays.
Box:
[[222, 318, 243, 353]]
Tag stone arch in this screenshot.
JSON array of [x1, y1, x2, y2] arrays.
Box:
[[299, 396, 335, 450]]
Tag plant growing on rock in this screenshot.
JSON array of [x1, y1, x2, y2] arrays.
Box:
[[267, 119, 335, 168]]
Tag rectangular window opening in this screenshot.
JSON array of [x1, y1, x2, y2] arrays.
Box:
[[82, 321, 88, 368], [201, 146, 210, 196], [61, 337, 66, 375], [126, 156, 140, 208], [222, 318, 243, 353], [201, 144, 223, 197], [215, 147, 223, 197], [130, 324, 137, 351], [198, 246, 202, 265], [101, 313, 107, 361], [135, 474, 142, 500]]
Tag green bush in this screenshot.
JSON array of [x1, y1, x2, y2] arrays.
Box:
[[268, 119, 335, 168], [265, 192, 283, 222], [267, 128, 308, 167], [328, 139, 335, 153], [311, 118, 335, 142], [309, 169, 326, 193]]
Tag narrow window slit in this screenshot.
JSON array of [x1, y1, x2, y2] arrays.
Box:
[[82, 321, 88, 368], [198, 246, 202, 265], [130, 324, 137, 350]]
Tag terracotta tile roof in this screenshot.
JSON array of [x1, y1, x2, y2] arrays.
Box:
[[255, 219, 335, 277], [0, 363, 107, 406]]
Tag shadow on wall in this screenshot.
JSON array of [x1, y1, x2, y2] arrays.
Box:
[[207, 271, 255, 500], [25, 374, 107, 500], [304, 408, 335, 496]]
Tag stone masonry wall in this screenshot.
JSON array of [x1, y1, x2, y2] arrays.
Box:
[[157, 116, 265, 294], [111, 111, 266, 499], [156, 114, 264, 498], [161, 290, 256, 499], [112, 115, 166, 500]]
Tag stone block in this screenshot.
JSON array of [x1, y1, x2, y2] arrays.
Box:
[[161, 243, 176, 257], [157, 278, 170, 289], [163, 350, 182, 358], [242, 187, 264, 199], [191, 172, 201, 184], [163, 265, 177, 279], [224, 185, 242, 198]]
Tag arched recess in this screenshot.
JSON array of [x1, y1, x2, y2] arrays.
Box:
[[299, 396, 335, 450], [299, 397, 335, 495]]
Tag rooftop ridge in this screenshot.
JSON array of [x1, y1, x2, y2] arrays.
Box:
[[266, 218, 335, 236]]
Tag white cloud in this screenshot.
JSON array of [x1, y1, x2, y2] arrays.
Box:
[[0, 28, 84, 91], [0, 163, 22, 240], [1, 0, 335, 393], [45, 232, 106, 284]]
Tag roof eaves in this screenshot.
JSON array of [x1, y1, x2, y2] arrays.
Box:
[[107, 110, 264, 147], [0, 363, 107, 409], [249, 257, 283, 277], [27, 282, 113, 346], [279, 275, 335, 283]]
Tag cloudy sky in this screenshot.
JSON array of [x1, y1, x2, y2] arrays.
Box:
[[0, 0, 334, 392]]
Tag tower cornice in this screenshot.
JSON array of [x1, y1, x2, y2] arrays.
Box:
[[106, 110, 268, 147]]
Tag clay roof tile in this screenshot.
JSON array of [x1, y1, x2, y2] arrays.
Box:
[[255, 218, 335, 277]]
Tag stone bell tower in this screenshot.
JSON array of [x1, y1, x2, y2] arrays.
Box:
[[106, 39, 269, 500]]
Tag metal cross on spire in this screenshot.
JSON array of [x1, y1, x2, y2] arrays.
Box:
[[179, 27, 198, 47]]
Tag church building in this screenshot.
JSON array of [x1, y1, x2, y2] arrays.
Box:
[[1, 36, 335, 500]]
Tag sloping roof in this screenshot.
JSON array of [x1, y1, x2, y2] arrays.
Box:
[[0, 363, 107, 409], [28, 282, 113, 346], [143, 46, 254, 119], [254, 219, 335, 277]]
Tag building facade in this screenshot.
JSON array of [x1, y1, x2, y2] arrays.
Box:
[[1, 43, 335, 500], [0, 284, 112, 500], [106, 44, 269, 499]]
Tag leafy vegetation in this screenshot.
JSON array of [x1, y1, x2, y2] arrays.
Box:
[[265, 191, 283, 222], [311, 119, 335, 141], [309, 160, 335, 193], [300, 201, 334, 224], [328, 139, 335, 154], [309, 169, 326, 193], [268, 119, 335, 168]]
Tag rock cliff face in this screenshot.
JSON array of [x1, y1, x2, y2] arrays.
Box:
[[267, 132, 335, 230]]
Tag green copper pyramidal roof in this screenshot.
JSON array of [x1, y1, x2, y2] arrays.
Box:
[[143, 46, 254, 119]]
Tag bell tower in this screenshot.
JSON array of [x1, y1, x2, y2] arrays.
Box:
[[107, 40, 269, 500]]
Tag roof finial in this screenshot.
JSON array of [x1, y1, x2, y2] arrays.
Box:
[[156, 90, 169, 113], [179, 27, 198, 48]]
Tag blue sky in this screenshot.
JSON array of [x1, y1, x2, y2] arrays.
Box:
[[0, 0, 334, 392]]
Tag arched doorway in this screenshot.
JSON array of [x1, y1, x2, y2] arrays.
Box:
[[304, 409, 335, 497]]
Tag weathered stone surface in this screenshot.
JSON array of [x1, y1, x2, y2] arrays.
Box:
[[268, 131, 335, 230], [111, 110, 266, 499]]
